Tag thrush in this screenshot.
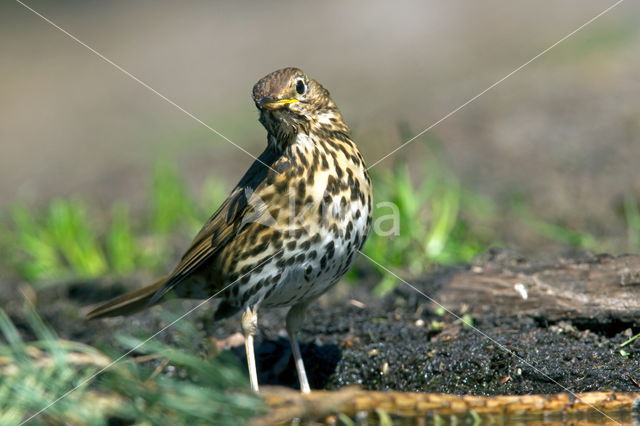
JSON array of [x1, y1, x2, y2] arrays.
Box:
[[87, 67, 372, 393]]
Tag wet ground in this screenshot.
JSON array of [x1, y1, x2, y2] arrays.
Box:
[[7, 251, 640, 397]]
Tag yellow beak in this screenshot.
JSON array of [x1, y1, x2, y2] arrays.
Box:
[[264, 99, 299, 106], [260, 98, 299, 109]]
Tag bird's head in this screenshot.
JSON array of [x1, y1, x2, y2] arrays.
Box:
[[252, 67, 342, 141]]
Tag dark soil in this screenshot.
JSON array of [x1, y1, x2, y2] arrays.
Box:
[[6, 251, 640, 396]]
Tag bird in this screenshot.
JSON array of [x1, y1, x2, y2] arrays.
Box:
[[87, 67, 372, 394]]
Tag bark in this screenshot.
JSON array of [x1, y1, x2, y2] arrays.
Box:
[[256, 386, 639, 424], [433, 253, 640, 324]]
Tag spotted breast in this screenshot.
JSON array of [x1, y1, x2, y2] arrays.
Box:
[[220, 129, 372, 311]]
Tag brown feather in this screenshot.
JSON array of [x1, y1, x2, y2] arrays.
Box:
[[86, 277, 167, 319]]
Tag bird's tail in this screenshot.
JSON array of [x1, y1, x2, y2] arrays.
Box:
[[86, 277, 167, 319]]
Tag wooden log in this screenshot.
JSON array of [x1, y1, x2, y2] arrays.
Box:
[[431, 253, 640, 324], [255, 387, 640, 424]]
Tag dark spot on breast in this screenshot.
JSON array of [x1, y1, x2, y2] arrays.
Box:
[[325, 241, 335, 259], [297, 181, 306, 200], [298, 151, 309, 167], [249, 241, 269, 257], [286, 241, 297, 250], [321, 154, 329, 170], [250, 281, 262, 296], [326, 175, 340, 195], [318, 199, 327, 218]]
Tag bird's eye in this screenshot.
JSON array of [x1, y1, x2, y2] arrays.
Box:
[[295, 79, 306, 95]]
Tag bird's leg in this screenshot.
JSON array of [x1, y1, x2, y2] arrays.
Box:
[[286, 302, 311, 393], [241, 306, 259, 393]]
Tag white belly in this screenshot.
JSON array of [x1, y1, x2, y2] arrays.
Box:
[[260, 196, 369, 308]]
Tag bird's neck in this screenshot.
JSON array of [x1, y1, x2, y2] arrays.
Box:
[[267, 108, 350, 156], [284, 123, 364, 181]]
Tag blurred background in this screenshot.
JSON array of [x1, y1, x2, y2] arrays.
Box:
[[2, 0, 640, 284], [2, 2, 640, 422]]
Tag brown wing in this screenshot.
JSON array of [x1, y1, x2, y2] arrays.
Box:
[[149, 147, 283, 303]]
